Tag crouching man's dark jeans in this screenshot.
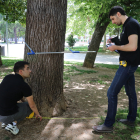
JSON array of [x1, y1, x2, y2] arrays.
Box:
[[104, 65, 138, 127], [0, 102, 32, 124]]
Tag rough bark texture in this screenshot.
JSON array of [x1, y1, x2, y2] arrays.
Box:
[[0, 46, 2, 66], [24, 0, 67, 117], [103, 33, 107, 50], [83, 14, 110, 68]]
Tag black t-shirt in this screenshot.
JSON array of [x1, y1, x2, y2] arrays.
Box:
[[0, 74, 32, 116], [120, 17, 140, 66]]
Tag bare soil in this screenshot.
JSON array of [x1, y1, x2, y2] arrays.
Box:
[[0, 65, 140, 140]]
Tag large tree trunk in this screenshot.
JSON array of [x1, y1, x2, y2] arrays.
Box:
[[24, 0, 67, 117], [0, 46, 2, 66], [83, 14, 110, 68]]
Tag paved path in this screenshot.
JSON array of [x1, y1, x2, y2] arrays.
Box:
[[64, 53, 119, 65]]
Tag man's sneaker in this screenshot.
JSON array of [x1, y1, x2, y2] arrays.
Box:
[[92, 124, 113, 133], [1, 123, 6, 128], [5, 124, 19, 135], [118, 119, 135, 127]]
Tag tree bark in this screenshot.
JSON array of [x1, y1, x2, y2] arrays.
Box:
[[103, 33, 107, 50], [83, 13, 110, 68], [24, 0, 67, 117], [0, 46, 2, 66]]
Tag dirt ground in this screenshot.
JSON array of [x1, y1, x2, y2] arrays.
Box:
[[0, 65, 140, 140]]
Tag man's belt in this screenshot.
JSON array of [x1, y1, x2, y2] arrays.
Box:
[[120, 61, 127, 67]]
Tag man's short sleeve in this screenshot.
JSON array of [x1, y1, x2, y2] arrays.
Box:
[[126, 22, 139, 37], [22, 83, 32, 97]]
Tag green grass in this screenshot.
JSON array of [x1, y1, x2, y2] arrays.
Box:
[[1, 56, 23, 66], [96, 63, 119, 69], [65, 46, 105, 52], [63, 64, 97, 86], [64, 61, 83, 66], [98, 108, 140, 140], [65, 46, 88, 51], [65, 46, 117, 54], [89, 79, 107, 84], [99, 75, 110, 79]]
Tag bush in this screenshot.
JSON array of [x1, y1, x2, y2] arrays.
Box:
[[67, 34, 76, 48]]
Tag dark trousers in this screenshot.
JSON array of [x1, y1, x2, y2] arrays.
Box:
[[0, 102, 32, 124], [104, 65, 138, 127]]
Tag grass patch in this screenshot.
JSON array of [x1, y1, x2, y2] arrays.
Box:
[[64, 61, 83, 66], [1, 56, 23, 66], [98, 108, 140, 140], [65, 46, 105, 52], [63, 64, 97, 86], [65, 46, 117, 54], [89, 79, 107, 84], [0, 57, 23, 82], [96, 63, 119, 69], [99, 75, 110, 79], [136, 67, 140, 74], [65, 46, 88, 51]]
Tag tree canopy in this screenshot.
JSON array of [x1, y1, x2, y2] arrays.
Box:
[[67, 0, 140, 36], [0, 0, 27, 24]]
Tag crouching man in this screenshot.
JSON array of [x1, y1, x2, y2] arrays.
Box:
[[0, 61, 42, 135]]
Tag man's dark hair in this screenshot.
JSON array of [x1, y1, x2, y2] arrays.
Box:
[[13, 61, 29, 73], [109, 6, 126, 18]]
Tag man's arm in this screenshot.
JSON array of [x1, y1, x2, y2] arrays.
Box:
[[107, 34, 138, 52], [26, 95, 42, 121]]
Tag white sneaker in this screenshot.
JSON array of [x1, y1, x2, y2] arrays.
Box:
[[1, 123, 6, 128], [5, 124, 19, 135]]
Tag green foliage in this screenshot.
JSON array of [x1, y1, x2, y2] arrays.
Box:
[[67, 34, 76, 47], [0, 0, 27, 24], [67, 0, 140, 36], [0, 16, 6, 38], [0, 15, 25, 42]]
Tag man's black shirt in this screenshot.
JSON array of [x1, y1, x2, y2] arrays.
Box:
[[120, 17, 140, 66], [0, 74, 32, 116]]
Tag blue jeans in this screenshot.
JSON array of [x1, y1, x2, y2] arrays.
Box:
[[104, 65, 138, 127]]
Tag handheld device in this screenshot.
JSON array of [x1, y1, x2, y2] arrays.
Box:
[[106, 43, 119, 53]]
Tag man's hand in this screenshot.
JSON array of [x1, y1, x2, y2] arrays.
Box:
[[107, 45, 117, 52], [35, 114, 42, 121]]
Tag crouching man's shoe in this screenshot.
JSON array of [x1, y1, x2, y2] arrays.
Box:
[[118, 119, 135, 127], [92, 124, 113, 133], [5, 123, 19, 135], [1, 123, 6, 128]]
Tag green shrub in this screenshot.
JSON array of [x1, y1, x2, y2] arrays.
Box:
[[67, 34, 76, 47]]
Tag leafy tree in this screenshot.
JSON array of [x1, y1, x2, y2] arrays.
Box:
[[69, 0, 140, 68], [67, 34, 76, 48], [0, 17, 6, 42], [8, 21, 25, 43], [0, 46, 2, 66], [67, 0, 94, 36], [0, 0, 27, 24], [24, 0, 67, 116]]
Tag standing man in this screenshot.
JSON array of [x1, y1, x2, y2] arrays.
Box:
[[93, 6, 140, 132], [0, 61, 42, 135]]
